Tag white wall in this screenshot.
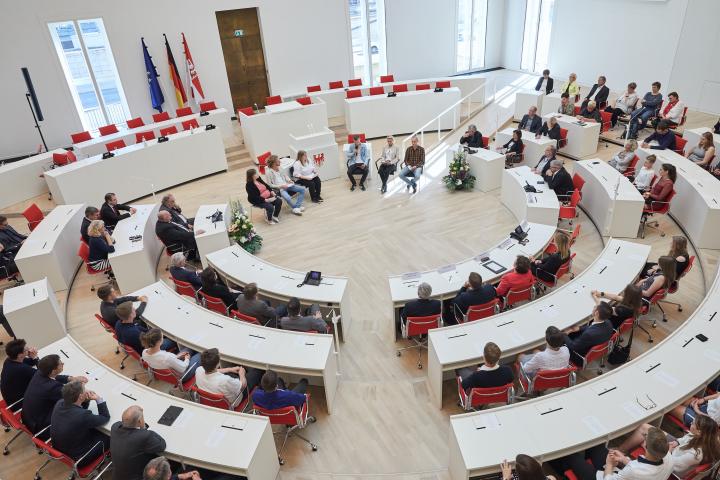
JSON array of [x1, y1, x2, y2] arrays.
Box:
[[0, 0, 352, 159], [484, 0, 506, 69], [500, 0, 526, 70]]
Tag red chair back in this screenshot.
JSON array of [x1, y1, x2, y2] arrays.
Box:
[[105, 140, 126, 152], [237, 107, 254, 117], [457, 377, 513, 410], [405, 315, 441, 337], [306, 85, 321, 93], [674, 135, 687, 155], [23, 203, 44, 231], [559, 189, 581, 220], [624, 155, 640, 177], [505, 286, 533, 308], [531, 366, 577, 393], [53, 152, 71, 167], [346, 89, 362, 99], [199, 101, 217, 112], [328, 80, 344, 89], [182, 119, 199, 130], [555, 253, 575, 280], [0, 399, 30, 433], [126, 117, 144, 129], [176, 107, 193, 117], [160, 126, 178, 137], [231, 309, 262, 325], [94, 313, 115, 334], [583, 333, 617, 367], [600, 111, 612, 132], [266, 95, 282, 105], [30, 435, 75, 472], [98, 124, 118, 136], [436, 80, 451, 88], [369, 86, 385, 96], [171, 277, 197, 299], [198, 290, 229, 316], [644, 190, 675, 215], [348, 78, 362, 87], [296, 96, 312, 106], [558, 128, 568, 147], [680, 256, 695, 279], [254, 396, 309, 426], [192, 385, 238, 411], [617, 316, 635, 336], [393, 83, 408, 93], [257, 151, 271, 174], [482, 136, 489, 148], [466, 299, 500, 322], [71, 131, 92, 144], [347, 133, 367, 144], [135, 130, 155, 143], [152, 112, 171, 122], [415, 83, 431, 90], [379, 74, 395, 83], [572, 173, 585, 193], [573, 106, 581, 116]]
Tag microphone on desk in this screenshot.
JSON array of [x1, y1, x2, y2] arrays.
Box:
[[253, 103, 259, 113]]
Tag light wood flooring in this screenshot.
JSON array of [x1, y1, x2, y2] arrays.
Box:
[[1, 70, 718, 479]]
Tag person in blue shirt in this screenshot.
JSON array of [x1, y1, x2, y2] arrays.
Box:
[[252, 369, 308, 411], [346, 135, 369, 191], [626, 81, 663, 139], [115, 302, 175, 354], [641, 121, 677, 151]]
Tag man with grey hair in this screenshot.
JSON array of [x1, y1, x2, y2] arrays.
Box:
[[546, 159, 574, 197], [110, 405, 167, 480], [533, 145, 557, 178], [159, 193, 194, 230], [399, 135, 425, 194], [143, 456, 202, 480], [398, 282, 441, 334], [155, 210, 202, 262], [460, 124, 483, 148], [168, 252, 201, 289]]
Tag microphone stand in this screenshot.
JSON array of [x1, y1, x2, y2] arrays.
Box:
[[26, 93, 48, 152]]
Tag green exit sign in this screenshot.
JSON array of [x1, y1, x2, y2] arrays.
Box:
[[233, 29, 244, 37]]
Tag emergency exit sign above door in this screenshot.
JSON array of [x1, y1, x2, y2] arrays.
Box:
[[233, 29, 244, 37]]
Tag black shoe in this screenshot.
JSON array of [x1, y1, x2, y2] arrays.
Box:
[[406, 184, 410, 191], [317, 197, 324, 202], [360, 184, 366, 191], [412, 183, 417, 194], [350, 185, 356, 191], [381, 184, 387, 193]]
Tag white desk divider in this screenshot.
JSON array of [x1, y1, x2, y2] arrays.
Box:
[[3, 278, 65, 349]]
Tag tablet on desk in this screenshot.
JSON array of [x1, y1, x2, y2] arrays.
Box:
[[482, 260, 506, 275], [158, 405, 184, 426]]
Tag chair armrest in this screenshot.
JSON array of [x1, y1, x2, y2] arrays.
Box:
[[648, 199, 670, 211], [74, 439, 105, 466]]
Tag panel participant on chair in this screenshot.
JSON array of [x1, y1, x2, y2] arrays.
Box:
[[235, 282, 286, 328], [398, 282, 441, 334], [100, 192, 136, 230], [580, 75, 609, 110], [559, 73, 580, 100], [97, 285, 148, 329], [399, 135, 425, 194], [577, 100, 601, 123], [558, 93, 575, 116], [199, 267, 240, 308], [530, 231, 571, 283], [641, 236, 689, 280], [652, 91, 684, 129], [519, 106, 542, 134], [545, 160, 574, 197], [536, 117, 561, 145], [265, 155, 305, 215], [346, 135, 370, 191], [498, 129, 524, 165], [591, 285, 643, 330], [608, 139, 638, 173], [636, 256, 676, 302], [443, 272, 496, 325], [518, 326, 570, 379], [562, 302, 614, 367], [292, 150, 323, 203], [115, 302, 175, 355], [378, 135, 400, 194], [0, 215, 27, 254], [245, 168, 283, 225], [625, 81, 663, 140], [168, 252, 202, 290], [194, 348, 263, 408], [456, 342, 514, 393], [605, 82, 638, 128], [155, 210, 202, 262], [535, 69, 554, 94], [459, 124, 484, 148]]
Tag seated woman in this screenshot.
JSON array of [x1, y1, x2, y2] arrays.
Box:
[[265, 155, 304, 215], [501, 454, 556, 480], [642, 235, 689, 280], [292, 150, 323, 203], [87, 219, 115, 272], [642, 163, 676, 205], [495, 256, 534, 299], [636, 255, 677, 301], [608, 139, 638, 173], [671, 388, 720, 430], [616, 415, 720, 479], [591, 284, 642, 329], [535, 116, 561, 145], [530, 231, 570, 283], [459, 124, 483, 148], [245, 168, 282, 225], [686, 131, 716, 169], [141, 328, 201, 380], [199, 267, 240, 308], [497, 129, 523, 164]]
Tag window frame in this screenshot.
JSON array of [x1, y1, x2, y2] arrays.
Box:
[[519, 0, 554, 74], [455, 0, 488, 75]]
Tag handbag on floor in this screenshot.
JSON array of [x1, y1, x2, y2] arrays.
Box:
[[608, 320, 634, 365]]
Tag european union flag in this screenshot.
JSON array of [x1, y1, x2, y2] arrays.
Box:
[[142, 37, 165, 112]]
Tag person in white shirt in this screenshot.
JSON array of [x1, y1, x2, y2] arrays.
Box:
[[141, 328, 200, 381], [671, 389, 720, 427], [265, 155, 305, 215], [377, 135, 400, 194], [633, 155, 656, 192], [608, 139, 638, 173], [518, 326, 570, 378], [292, 150, 323, 203], [605, 82, 639, 128], [617, 415, 720, 479], [194, 348, 263, 409], [653, 91, 685, 129]]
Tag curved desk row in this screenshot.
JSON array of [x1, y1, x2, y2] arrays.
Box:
[[39, 336, 279, 479], [542, 113, 601, 159], [501, 166, 560, 226], [133, 281, 340, 413], [0, 149, 65, 209], [448, 252, 718, 480]]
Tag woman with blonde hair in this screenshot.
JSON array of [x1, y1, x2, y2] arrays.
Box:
[[687, 132, 716, 168], [608, 139, 638, 173], [642, 236, 689, 279], [530, 232, 571, 283], [292, 150, 323, 203], [87, 219, 115, 272]]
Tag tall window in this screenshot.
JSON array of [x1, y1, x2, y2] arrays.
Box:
[[520, 0, 555, 73], [456, 0, 488, 73], [48, 18, 130, 131], [348, 0, 387, 85]]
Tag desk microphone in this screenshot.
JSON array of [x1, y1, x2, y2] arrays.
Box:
[[253, 103, 259, 113]]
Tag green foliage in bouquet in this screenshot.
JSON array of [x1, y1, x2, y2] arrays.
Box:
[[443, 150, 476, 191], [227, 199, 263, 254]]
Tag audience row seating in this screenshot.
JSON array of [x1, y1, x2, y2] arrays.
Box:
[[344, 81, 452, 99]]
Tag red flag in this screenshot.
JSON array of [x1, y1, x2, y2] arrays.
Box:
[[163, 34, 187, 108], [181, 33, 205, 100]]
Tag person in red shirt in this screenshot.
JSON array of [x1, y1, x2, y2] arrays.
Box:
[[495, 255, 534, 298], [643, 163, 676, 205]]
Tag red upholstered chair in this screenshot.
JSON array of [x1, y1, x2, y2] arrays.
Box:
[[348, 78, 362, 87], [152, 112, 171, 122], [623, 155, 640, 177], [502, 286, 535, 310], [266, 95, 282, 105], [347, 134, 367, 143], [455, 298, 500, 323], [296, 96, 312, 105], [328, 80, 344, 89], [579, 332, 618, 374], [393, 83, 408, 93], [639, 189, 676, 239], [639, 288, 669, 340], [192, 384, 252, 412], [198, 290, 229, 316], [105, 139, 126, 152], [171, 277, 198, 301], [415, 83, 431, 90], [98, 124, 118, 136], [176, 107, 193, 117], [1, 398, 32, 455], [135, 130, 155, 143], [436, 80, 451, 88], [379, 74, 395, 83], [545, 224, 581, 255], [237, 107, 254, 123], [346, 89, 362, 99], [369, 86, 385, 96], [517, 365, 577, 396], [71, 131, 92, 144], [30, 426, 110, 480], [482, 136, 490, 148], [573, 106, 581, 116], [306, 85, 321, 93], [535, 253, 576, 292], [600, 111, 613, 132], [199, 101, 217, 112], [147, 365, 196, 393], [159, 126, 178, 137], [52, 152, 71, 167], [126, 117, 144, 129], [397, 314, 442, 369], [558, 128, 568, 148], [181, 119, 199, 130], [22, 203, 44, 231], [257, 151, 271, 174], [231, 309, 262, 325], [457, 377, 514, 411], [658, 255, 694, 315], [558, 189, 581, 225], [77, 241, 112, 291], [94, 313, 122, 355], [674, 135, 687, 155], [668, 107, 688, 130], [252, 393, 317, 464], [119, 343, 149, 377]]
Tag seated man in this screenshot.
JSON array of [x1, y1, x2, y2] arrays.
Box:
[[534, 69, 553, 94], [626, 81, 663, 139], [115, 302, 174, 354], [495, 256, 535, 299], [100, 192, 136, 230], [519, 106, 542, 134], [235, 282, 286, 328], [545, 160, 574, 197], [143, 456, 202, 480], [280, 297, 328, 333], [399, 135, 425, 194], [22, 354, 87, 434], [252, 369, 308, 411], [580, 75, 609, 110], [80, 206, 100, 244], [605, 82, 638, 128], [110, 405, 167, 480], [653, 91, 684, 129], [155, 210, 202, 262], [160, 193, 194, 230], [563, 302, 614, 366], [456, 342, 514, 392], [0, 338, 39, 410], [0, 215, 26, 256], [577, 100, 602, 123], [642, 121, 677, 151], [0, 243, 20, 279], [51, 381, 110, 466], [444, 272, 496, 325], [399, 282, 441, 333], [346, 135, 369, 191], [168, 252, 202, 290], [518, 326, 570, 378], [459, 124, 483, 148], [533, 145, 557, 177], [97, 284, 147, 329], [194, 348, 262, 408]]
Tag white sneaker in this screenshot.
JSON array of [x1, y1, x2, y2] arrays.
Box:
[[292, 208, 302, 215], [264, 217, 273, 225], [300, 206, 306, 212], [272, 216, 281, 224]]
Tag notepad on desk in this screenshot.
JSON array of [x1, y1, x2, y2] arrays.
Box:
[[472, 413, 501, 431]]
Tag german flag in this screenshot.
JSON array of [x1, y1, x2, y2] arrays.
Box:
[[163, 34, 187, 108]]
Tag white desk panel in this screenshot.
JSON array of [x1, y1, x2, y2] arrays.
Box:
[[344, 88, 461, 139], [307, 87, 372, 118], [501, 166, 560, 226], [0, 149, 63, 209], [574, 160, 645, 238], [194, 204, 231, 268], [108, 204, 163, 293], [14, 204, 84, 292], [3, 278, 66, 349], [542, 113, 600, 159], [540, 92, 565, 117], [494, 127, 556, 169], [445, 146, 505, 192], [39, 336, 279, 479], [382, 75, 486, 103], [44, 128, 227, 206], [514, 90, 544, 121]]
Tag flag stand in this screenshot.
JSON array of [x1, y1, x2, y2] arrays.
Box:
[[25, 93, 48, 152]]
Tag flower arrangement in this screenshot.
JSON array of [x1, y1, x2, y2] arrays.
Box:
[[443, 150, 476, 191], [227, 199, 263, 254]]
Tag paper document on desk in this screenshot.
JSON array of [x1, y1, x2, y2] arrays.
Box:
[[174, 409, 194, 429], [472, 413, 501, 431], [622, 400, 646, 420], [704, 349, 720, 363], [401, 271, 421, 281], [540, 305, 559, 319], [205, 427, 226, 448], [437, 264, 456, 274], [582, 415, 607, 435], [651, 370, 679, 388]]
